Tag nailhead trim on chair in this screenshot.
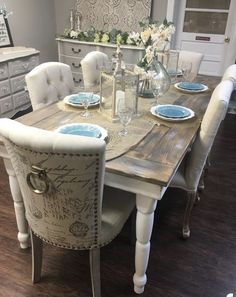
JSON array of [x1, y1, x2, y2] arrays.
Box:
[[9, 141, 105, 250]]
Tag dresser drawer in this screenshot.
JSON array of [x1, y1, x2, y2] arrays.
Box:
[[60, 42, 95, 58], [8, 55, 39, 77], [13, 91, 30, 108], [0, 95, 13, 114], [0, 80, 11, 98], [10, 74, 26, 93], [60, 55, 82, 73], [0, 63, 9, 80], [72, 72, 84, 87]]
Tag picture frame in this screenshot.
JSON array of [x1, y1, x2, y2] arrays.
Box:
[[0, 13, 13, 48]]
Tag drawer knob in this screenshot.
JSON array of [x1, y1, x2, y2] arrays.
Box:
[[72, 48, 81, 54], [73, 78, 82, 83], [72, 62, 81, 68]]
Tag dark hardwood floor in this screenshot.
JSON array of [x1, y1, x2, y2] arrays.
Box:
[[0, 113, 236, 297]]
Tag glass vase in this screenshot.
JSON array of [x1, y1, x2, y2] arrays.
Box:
[[138, 54, 171, 98]]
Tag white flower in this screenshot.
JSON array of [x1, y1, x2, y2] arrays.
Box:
[[101, 33, 109, 43], [70, 30, 79, 39], [127, 32, 140, 45], [145, 45, 155, 63], [140, 27, 152, 45]]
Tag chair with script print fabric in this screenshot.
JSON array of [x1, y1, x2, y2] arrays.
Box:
[[169, 80, 233, 238], [81, 51, 109, 89], [0, 118, 135, 297], [25, 62, 75, 110]]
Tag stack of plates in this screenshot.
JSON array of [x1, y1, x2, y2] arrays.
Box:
[[150, 104, 195, 121], [175, 82, 208, 93], [55, 123, 108, 140], [64, 93, 100, 108]]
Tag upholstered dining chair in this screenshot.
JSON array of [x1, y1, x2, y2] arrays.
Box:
[[0, 118, 135, 297], [222, 64, 236, 87], [25, 62, 75, 110], [169, 80, 234, 238], [222, 64, 236, 113], [178, 50, 204, 79], [81, 51, 109, 89]]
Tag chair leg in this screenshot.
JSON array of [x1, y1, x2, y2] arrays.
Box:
[[30, 229, 43, 283], [198, 171, 205, 192], [89, 248, 101, 297], [182, 192, 197, 239]]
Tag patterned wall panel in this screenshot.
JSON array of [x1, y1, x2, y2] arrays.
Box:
[[74, 0, 152, 32]]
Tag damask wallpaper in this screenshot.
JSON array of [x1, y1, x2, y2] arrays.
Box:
[[74, 0, 152, 32]]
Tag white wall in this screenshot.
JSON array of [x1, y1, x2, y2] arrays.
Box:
[[2, 0, 57, 62]]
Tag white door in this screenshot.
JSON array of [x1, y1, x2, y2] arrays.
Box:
[[174, 0, 236, 76]]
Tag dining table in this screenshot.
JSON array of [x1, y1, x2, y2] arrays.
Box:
[[0, 74, 221, 294]]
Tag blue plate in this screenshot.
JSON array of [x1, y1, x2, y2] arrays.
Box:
[[68, 93, 100, 105], [155, 105, 191, 118], [178, 82, 205, 91], [57, 123, 102, 138]]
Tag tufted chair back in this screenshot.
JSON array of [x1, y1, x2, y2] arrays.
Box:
[[81, 51, 109, 88], [0, 118, 135, 297], [179, 50, 204, 77], [25, 62, 75, 110], [222, 64, 236, 89]]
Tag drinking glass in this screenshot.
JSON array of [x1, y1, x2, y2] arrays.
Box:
[[117, 98, 133, 136], [181, 62, 193, 82], [80, 91, 93, 118], [151, 76, 167, 105]]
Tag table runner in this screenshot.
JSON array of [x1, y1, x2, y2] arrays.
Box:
[[57, 100, 156, 161]]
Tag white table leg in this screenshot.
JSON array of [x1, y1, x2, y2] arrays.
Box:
[[133, 194, 157, 294], [3, 158, 30, 249]]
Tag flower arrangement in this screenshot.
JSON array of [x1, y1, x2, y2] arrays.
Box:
[[63, 18, 174, 49], [63, 18, 175, 74], [134, 18, 175, 71]]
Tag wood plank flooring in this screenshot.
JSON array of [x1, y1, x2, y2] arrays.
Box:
[[0, 113, 236, 297]]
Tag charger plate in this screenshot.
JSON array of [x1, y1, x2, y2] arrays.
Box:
[[55, 123, 108, 139], [64, 93, 100, 108], [150, 104, 195, 122], [175, 82, 208, 93]]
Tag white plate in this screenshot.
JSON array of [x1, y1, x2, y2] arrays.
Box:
[[150, 104, 195, 122], [174, 82, 208, 93], [55, 123, 108, 140], [168, 68, 182, 76], [64, 93, 100, 108]]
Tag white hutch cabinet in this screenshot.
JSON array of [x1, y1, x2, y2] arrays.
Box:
[[0, 47, 39, 118], [56, 38, 144, 87]]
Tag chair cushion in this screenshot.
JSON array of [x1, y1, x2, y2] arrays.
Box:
[[99, 186, 135, 247]]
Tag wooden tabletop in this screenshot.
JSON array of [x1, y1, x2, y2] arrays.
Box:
[[16, 75, 221, 187]]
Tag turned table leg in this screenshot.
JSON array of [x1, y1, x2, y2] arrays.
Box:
[[133, 194, 157, 294], [3, 158, 30, 249]]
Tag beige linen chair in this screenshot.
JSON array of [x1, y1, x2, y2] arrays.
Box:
[[169, 80, 234, 238], [222, 64, 236, 88], [0, 118, 135, 297], [179, 50, 204, 79], [81, 51, 109, 88], [25, 62, 75, 110]]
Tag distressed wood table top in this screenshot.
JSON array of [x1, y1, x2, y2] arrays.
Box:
[[16, 75, 221, 187]]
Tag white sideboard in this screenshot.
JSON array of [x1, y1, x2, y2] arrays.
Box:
[[0, 47, 39, 118], [56, 38, 144, 87]]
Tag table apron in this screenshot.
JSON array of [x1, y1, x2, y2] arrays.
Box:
[[105, 172, 167, 200]]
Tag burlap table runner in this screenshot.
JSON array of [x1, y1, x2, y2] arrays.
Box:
[[57, 100, 157, 161]]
